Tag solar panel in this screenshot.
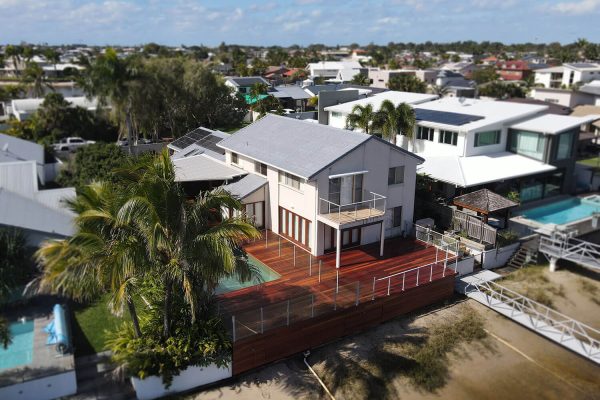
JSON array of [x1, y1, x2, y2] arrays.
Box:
[[198, 135, 225, 155], [170, 136, 195, 150], [415, 109, 484, 126], [170, 128, 213, 150]]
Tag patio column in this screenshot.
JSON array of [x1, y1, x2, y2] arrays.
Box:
[[336, 227, 342, 269], [379, 221, 385, 257]]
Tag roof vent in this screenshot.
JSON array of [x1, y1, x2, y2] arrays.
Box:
[[459, 96, 466, 104]]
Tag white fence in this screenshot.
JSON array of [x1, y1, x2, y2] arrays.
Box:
[[453, 209, 497, 245]]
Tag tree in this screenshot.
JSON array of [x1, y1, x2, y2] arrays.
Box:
[[44, 48, 60, 74], [113, 150, 260, 337], [56, 143, 127, 187], [346, 104, 376, 134], [5, 45, 22, 76], [0, 228, 29, 302], [387, 74, 427, 93], [478, 81, 525, 99], [472, 67, 499, 84], [22, 62, 52, 98], [374, 100, 415, 146], [350, 73, 370, 85], [0, 318, 10, 349], [431, 84, 451, 97]]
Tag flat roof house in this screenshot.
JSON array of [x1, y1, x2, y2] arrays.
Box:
[[216, 114, 424, 268]]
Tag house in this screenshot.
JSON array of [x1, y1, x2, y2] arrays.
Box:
[[10, 96, 98, 121], [535, 63, 600, 89], [399, 98, 598, 202], [440, 62, 477, 78], [435, 70, 476, 98], [368, 69, 438, 89], [324, 91, 438, 130], [306, 61, 363, 79], [534, 66, 565, 88], [0, 161, 74, 246], [270, 85, 312, 112], [0, 133, 62, 185], [496, 60, 532, 81], [216, 114, 424, 268], [578, 80, 600, 105], [224, 76, 270, 95], [529, 87, 598, 108]]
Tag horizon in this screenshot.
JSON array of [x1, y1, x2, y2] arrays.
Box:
[[1, 0, 599, 47]]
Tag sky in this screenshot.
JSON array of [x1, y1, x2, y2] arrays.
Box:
[[0, 0, 599, 46]]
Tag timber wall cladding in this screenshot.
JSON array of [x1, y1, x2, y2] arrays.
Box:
[[232, 275, 454, 375]]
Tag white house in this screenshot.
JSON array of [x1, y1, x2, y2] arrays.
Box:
[[10, 96, 98, 121], [306, 61, 363, 79], [0, 133, 62, 185], [535, 63, 600, 89], [534, 66, 565, 88], [213, 114, 424, 268], [324, 91, 438, 130]]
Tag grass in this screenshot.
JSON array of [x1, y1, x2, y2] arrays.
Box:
[[72, 294, 129, 356], [501, 264, 565, 307], [578, 278, 600, 306], [216, 121, 250, 133], [577, 157, 600, 170]]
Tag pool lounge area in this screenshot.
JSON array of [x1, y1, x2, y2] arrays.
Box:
[[511, 195, 600, 236]]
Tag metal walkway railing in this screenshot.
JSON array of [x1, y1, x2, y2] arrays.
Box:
[[539, 235, 600, 272], [462, 278, 600, 365]]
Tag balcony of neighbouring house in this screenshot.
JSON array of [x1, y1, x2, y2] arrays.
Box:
[[317, 190, 386, 228]]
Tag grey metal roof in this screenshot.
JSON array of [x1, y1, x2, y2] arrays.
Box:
[[173, 154, 246, 182], [217, 114, 371, 179], [226, 76, 269, 87], [272, 85, 311, 100], [0, 133, 45, 164], [579, 83, 600, 96], [223, 174, 267, 199]]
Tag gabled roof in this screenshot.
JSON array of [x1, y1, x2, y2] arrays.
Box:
[[0, 133, 45, 164], [453, 189, 518, 214], [226, 76, 270, 87], [223, 174, 267, 199], [218, 114, 422, 180], [173, 154, 246, 182]]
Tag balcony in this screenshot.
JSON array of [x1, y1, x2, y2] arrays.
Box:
[[318, 190, 386, 226]]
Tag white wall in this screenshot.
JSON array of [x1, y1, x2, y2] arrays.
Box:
[[328, 112, 348, 130], [481, 242, 520, 269], [0, 370, 76, 400], [534, 72, 552, 88], [131, 363, 232, 400]]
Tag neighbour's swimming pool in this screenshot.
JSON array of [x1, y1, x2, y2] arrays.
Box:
[[521, 196, 600, 225], [0, 320, 34, 371], [215, 255, 280, 295]]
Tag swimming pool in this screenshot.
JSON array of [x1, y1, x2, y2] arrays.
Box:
[[0, 320, 34, 371], [521, 197, 600, 225], [215, 255, 280, 295]]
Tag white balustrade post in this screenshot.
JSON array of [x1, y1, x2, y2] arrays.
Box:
[[387, 277, 391, 296], [402, 273, 405, 291], [416, 268, 420, 286], [372, 277, 376, 300], [430, 264, 433, 282], [232, 315, 236, 342]]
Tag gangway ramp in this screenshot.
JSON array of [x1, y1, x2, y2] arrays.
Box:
[[456, 272, 600, 365], [539, 235, 600, 272]]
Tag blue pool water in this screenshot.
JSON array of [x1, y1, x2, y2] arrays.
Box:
[[215, 255, 280, 295], [0, 320, 34, 371], [522, 197, 600, 225]]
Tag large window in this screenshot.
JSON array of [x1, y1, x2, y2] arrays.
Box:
[[279, 207, 311, 249], [416, 126, 434, 141], [556, 131, 574, 160], [392, 206, 403, 228], [474, 130, 500, 147], [255, 161, 267, 176], [388, 166, 405, 185], [329, 174, 363, 205], [279, 171, 302, 190], [439, 130, 458, 146], [509, 129, 546, 161]]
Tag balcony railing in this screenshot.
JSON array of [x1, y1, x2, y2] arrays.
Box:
[[319, 190, 386, 225]]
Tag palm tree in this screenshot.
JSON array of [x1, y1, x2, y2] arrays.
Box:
[[115, 149, 260, 337], [21, 62, 53, 97], [0, 317, 10, 349], [5, 45, 22, 77], [374, 100, 416, 146], [350, 73, 370, 85], [35, 182, 147, 338], [346, 104, 376, 134], [78, 47, 138, 154], [431, 84, 450, 98]]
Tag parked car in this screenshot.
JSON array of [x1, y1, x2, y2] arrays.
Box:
[[53, 137, 95, 152]]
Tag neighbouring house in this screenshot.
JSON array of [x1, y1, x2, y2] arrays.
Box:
[[440, 61, 477, 78], [0, 133, 62, 184], [529, 87, 599, 108], [306, 61, 363, 79], [270, 85, 312, 112], [435, 70, 476, 98], [324, 90, 438, 130], [496, 60, 532, 82], [215, 114, 424, 267], [224, 76, 270, 95], [0, 161, 74, 245], [368, 69, 438, 89], [578, 80, 600, 106], [571, 105, 600, 147], [397, 97, 597, 203], [10, 96, 98, 121], [501, 98, 572, 115], [535, 63, 600, 89]]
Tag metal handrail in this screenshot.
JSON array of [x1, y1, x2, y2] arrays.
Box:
[[319, 190, 387, 221]]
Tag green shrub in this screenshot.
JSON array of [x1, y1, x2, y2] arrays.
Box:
[[497, 230, 520, 247]]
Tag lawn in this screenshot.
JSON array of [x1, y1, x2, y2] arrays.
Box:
[[72, 294, 129, 356], [577, 156, 600, 170]]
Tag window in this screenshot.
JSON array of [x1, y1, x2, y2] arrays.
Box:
[[279, 207, 312, 249], [556, 131, 574, 160], [279, 170, 301, 190], [474, 130, 500, 147], [416, 126, 434, 141], [255, 162, 267, 176], [392, 206, 403, 228], [439, 130, 458, 145], [231, 152, 239, 164], [328, 174, 363, 205], [509, 129, 546, 161], [331, 111, 342, 118], [388, 166, 405, 185]]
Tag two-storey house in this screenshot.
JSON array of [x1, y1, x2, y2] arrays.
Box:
[[216, 114, 424, 268]]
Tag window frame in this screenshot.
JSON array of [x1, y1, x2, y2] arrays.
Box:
[[474, 130, 501, 147], [392, 206, 403, 228], [439, 130, 458, 146], [231, 152, 239, 164], [279, 170, 302, 191], [388, 166, 405, 185], [416, 126, 434, 141], [255, 161, 267, 176]]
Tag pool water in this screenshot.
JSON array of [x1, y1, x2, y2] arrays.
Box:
[[0, 320, 34, 371], [522, 197, 600, 225], [215, 255, 280, 295]]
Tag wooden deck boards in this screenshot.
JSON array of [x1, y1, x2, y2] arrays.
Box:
[[218, 231, 456, 315]]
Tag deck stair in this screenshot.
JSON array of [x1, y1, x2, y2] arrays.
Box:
[[507, 245, 538, 269], [457, 273, 600, 365]]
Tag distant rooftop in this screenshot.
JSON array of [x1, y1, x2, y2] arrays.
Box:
[[324, 91, 438, 114], [226, 76, 269, 87]]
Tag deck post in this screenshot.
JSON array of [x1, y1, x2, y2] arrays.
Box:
[[319, 260, 322, 283], [372, 277, 376, 300], [402, 273, 405, 291], [232, 315, 236, 342], [549, 257, 558, 272], [336, 269, 339, 293], [416, 268, 420, 286], [379, 221, 385, 257], [260, 307, 264, 334], [293, 246, 296, 266], [430, 264, 433, 282], [336, 228, 341, 269]]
